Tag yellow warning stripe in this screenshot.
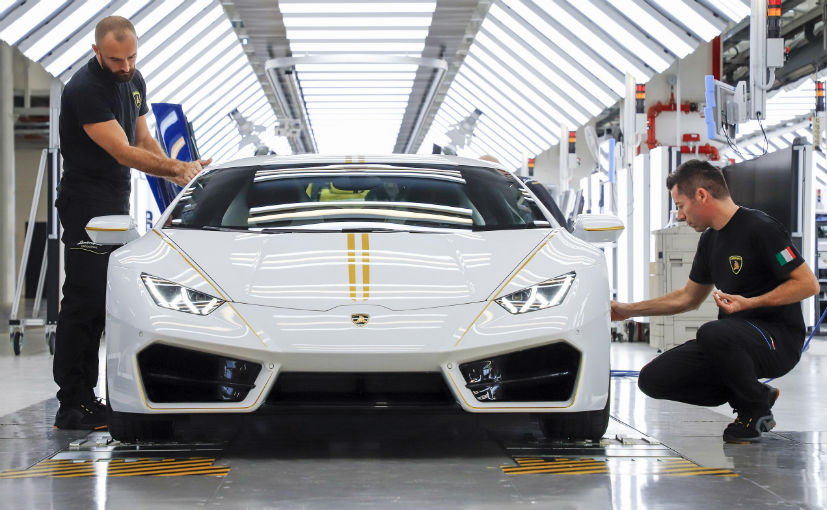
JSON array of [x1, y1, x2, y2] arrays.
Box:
[[500, 457, 738, 477], [0, 458, 229, 479]]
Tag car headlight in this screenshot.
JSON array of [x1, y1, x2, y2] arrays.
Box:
[[495, 271, 575, 314], [141, 274, 225, 315]]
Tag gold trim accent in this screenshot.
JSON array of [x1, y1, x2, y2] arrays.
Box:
[[361, 233, 370, 299], [151, 229, 229, 301], [347, 233, 357, 300], [583, 226, 624, 231], [86, 226, 128, 232], [453, 232, 556, 347]]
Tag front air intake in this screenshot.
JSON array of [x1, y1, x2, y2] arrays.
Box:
[[458, 342, 581, 402], [267, 372, 454, 407], [137, 344, 262, 403]]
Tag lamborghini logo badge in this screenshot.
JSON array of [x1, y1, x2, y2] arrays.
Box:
[[351, 313, 369, 327], [729, 255, 743, 275], [132, 90, 141, 109]]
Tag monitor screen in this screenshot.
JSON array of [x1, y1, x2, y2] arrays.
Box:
[[722, 147, 799, 234]]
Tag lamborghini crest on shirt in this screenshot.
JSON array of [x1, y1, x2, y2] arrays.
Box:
[[132, 91, 141, 109], [729, 255, 743, 275]]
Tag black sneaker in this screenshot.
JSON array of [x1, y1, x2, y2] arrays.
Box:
[[53, 401, 108, 430], [723, 411, 775, 444]]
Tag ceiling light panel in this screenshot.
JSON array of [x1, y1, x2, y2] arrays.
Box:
[[648, 0, 722, 41], [286, 29, 429, 40], [281, 16, 433, 28], [285, 1, 436, 152], [20, 0, 108, 62], [279, 2, 437, 14], [0, 0, 69, 45]]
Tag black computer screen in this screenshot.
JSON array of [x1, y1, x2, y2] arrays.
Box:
[[723, 147, 799, 233]]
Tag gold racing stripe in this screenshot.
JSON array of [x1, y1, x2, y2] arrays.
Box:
[[361, 233, 370, 299], [347, 233, 357, 300]]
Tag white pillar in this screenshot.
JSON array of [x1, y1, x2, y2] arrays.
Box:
[[0, 42, 15, 307]]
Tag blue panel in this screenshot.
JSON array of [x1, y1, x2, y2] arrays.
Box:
[[148, 103, 197, 212]]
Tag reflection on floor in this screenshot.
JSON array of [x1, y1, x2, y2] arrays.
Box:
[[0, 333, 825, 510]]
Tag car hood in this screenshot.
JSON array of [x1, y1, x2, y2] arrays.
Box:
[[163, 229, 551, 311]]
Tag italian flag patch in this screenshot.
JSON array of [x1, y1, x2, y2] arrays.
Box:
[[775, 246, 796, 266]]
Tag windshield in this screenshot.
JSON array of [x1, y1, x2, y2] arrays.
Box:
[[164, 164, 553, 232]]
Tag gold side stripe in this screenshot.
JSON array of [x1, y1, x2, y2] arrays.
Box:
[[86, 226, 128, 232], [584, 226, 624, 231], [454, 231, 556, 347], [152, 229, 267, 350], [362, 233, 370, 299], [347, 233, 357, 300]]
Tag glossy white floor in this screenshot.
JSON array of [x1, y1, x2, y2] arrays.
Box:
[[0, 318, 825, 509]]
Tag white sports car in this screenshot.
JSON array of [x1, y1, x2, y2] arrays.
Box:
[[89, 155, 622, 443]]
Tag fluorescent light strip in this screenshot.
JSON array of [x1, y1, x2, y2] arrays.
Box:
[[302, 81, 414, 89], [281, 15, 433, 27], [0, 0, 69, 45], [296, 63, 419, 72], [290, 42, 425, 53], [23, 0, 108, 61], [648, 0, 720, 41], [138, 0, 211, 60], [441, 93, 535, 158], [148, 32, 237, 103], [460, 53, 569, 134], [140, 4, 223, 77], [608, 0, 695, 57], [302, 87, 412, 95], [453, 70, 557, 149], [472, 34, 592, 123], [278, 2, 436, 14], [489, 4, 616, 105], [565, 0, 670, 72], [284, 29, 429, 40], [531, 0, 651, 82], [297, 72, 416, 81]]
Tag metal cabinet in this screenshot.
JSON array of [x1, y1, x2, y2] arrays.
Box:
[[649, 224, 718, 352]]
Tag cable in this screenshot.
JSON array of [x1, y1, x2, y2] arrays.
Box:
[[722, 119, 745, 159], [757, 112, 769, 155], [610, 370, 640, 378], [762, 302, 827, 383]]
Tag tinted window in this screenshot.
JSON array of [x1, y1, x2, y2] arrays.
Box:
[[165, 164, 552, 231]]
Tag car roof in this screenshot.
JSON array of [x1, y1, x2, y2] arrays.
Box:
[[206, 154, 507, 173]]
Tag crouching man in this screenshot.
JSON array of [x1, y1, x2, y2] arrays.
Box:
[[611, 159, 818, 443]]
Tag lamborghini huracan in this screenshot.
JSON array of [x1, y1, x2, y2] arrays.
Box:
[[89, 155, 622, 442]]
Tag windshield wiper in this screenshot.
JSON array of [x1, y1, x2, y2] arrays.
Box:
[[259, 227, 337, 234], [201, 226, 251, 232]]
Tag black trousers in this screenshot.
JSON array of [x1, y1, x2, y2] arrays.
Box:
[[53, 190, 128, 405], [638, 318, 803, 414]]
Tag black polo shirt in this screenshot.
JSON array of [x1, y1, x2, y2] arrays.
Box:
[[689, 207, 805, 332], [59, 56, 148, 203]]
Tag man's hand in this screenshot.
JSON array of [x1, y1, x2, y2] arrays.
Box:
[[171, 158, 212, 187], [610, 300, 631, 321], [712, 290, 751, 314]]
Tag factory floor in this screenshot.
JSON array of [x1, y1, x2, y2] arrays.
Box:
[[0, 321, 825, 510]]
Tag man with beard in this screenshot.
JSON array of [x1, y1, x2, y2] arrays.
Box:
[[54, 16, 210, 429]]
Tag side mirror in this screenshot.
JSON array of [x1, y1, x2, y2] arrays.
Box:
[[572, 214, 624, 243], [85, 215, 140, 245]]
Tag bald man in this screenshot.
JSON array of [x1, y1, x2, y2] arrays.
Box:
[[54, 16, 210, 429]]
